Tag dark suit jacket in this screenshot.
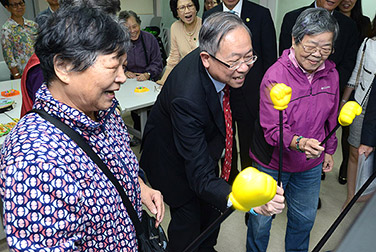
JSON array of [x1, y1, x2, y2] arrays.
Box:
[[203, 0, 277, 119], [140, 48, 231, 211], [361, 76, 376, 148], [279, 3, 358, 91]]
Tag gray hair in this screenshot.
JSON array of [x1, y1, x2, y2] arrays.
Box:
[[199, 12, 252, 55], [292, 8, 339, 45], [119, 10, 141, 25]]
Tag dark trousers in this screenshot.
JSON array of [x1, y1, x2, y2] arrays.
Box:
[[339, 125, 350, 178], [167, 197, 221, 252]]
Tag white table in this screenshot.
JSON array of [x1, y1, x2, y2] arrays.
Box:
[[0, 79, 22, 146], [116, 78, 160, 139]]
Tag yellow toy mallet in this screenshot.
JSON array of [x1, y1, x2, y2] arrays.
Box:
[[183, 167, 277, 252]]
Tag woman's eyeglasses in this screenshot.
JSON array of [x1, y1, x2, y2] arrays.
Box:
[[177, 3, 195, 13]]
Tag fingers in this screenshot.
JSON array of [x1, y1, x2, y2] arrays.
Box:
[[303, 138, 324, 159]]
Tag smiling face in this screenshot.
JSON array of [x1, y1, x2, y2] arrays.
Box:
[[292, 32, 334, 73], [55, 53, 127, 119], [316, 0, 343, 11], [125, 16, 141, 41], [176, 0, 197, 25], [201, 26, 254, 89], [338, 0, 357, 16], [5, 0, 25, 19]]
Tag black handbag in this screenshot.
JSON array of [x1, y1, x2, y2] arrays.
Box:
[[28, 109, 168, 251]]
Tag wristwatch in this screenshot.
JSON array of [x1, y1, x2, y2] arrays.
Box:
[[146, 72, 151, 79], [14, 73, 20, 77]]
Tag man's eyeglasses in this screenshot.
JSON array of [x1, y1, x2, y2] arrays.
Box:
[[299, 43, 334, 56], [206, 51, 257, 71], [8, 0, 25, 8], [177, 3, 195, 12]]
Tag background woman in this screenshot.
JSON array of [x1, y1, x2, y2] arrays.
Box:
[[338, 0, 371, 48], [204, 0, 220, 12], [247, 8, 339, 252], [0, 0, 38, 79], [156, 0, 201, 85], [341, 14, 376, 207], [0, 6, 164, 251]]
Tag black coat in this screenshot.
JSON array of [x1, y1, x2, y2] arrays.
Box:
[[203, 0, 277, 119], [140, 48, 231, 211], [279, 3, 358, 92]]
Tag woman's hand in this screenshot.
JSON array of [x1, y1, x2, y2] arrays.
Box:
[[322, 153, 334, 173], [136, 72, 150, 81], [253, 185, 285, 216], [125, 71, 137, 79], [301, 138, 325, 159], [139, 177, 165, 227], [358, 144, 375, 159]]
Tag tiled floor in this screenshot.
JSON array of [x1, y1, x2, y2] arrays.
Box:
[[0, 121, 370, 251]]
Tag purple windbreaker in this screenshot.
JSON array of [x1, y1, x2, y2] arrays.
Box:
[[250, 49, 339, 173]]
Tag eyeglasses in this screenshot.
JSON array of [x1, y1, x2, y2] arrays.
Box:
[[8, 0, 25, 8], [177, 3, 195, 12], [299, 43, 334, 56], [206, 51, 257, 71]]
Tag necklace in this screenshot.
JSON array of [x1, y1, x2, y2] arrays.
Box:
[[183, 18, 198, 43], [183, 18, 197, 37]]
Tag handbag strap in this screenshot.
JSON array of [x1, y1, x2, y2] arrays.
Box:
[[354, 38, 369, 90], [27, 109, 144, 236]]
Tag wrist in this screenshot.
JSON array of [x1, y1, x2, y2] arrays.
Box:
[[249, 208, 259, 216], [296, 136, 304, 153], [341, 99, 347, 103]]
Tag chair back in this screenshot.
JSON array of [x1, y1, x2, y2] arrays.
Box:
[[0, 61, 10, 81]]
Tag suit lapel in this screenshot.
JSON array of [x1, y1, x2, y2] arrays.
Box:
[[200, 64, 226, 137]]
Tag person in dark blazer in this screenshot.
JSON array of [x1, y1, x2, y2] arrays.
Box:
[[359, 76, 376, 170], [279, 0, 359, 185], [140, 12, 284, 252], [203, 0, 277, 171]]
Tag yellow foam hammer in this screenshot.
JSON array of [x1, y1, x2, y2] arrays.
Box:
[[229, 167, 277, 212], [270, 83, 292, 111], [134, 86, 149, 93], [338, 101, 362, 126]]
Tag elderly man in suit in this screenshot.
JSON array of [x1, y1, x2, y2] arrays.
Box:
[[35, 0, 59, 26], [140, 12, 284, 252], [279, 0, 359, 184], [203, 0, 277, 174]]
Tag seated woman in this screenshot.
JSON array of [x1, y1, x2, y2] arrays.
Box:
[[119, 10, 163, 82], [0, 6, 164, 251], [157, 0, 201, 85], [0, 0, 38, 79], [247, 8, 339, 252]]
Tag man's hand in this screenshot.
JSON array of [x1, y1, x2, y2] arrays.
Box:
[[358, 144, 375, 159], [253, 186, 285, 216], [322, 153, 334, 173], [139, 177, 165, 227]]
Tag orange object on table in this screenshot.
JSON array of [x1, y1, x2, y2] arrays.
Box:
[[1, 89, 20, 97]]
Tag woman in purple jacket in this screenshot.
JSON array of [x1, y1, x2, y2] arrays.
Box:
[[247, 8, 340, 252]]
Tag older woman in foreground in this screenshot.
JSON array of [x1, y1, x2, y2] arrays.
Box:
[[0, 6, 164, 251], [247, 8, 339, 252]]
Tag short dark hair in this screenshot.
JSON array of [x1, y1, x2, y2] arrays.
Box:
[[119, 10, 141, 25], [0, 0, 9, 7], [0, 0, 25, 8], [35, 6, 131, 82], [170, 0, 200, 19], [59, 0, 121, 15]]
